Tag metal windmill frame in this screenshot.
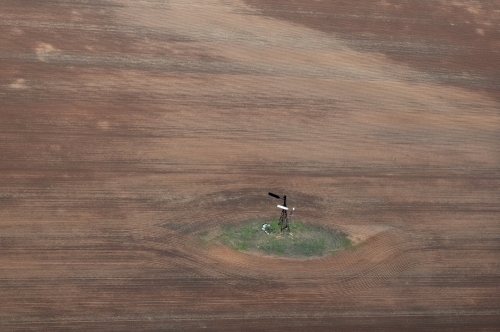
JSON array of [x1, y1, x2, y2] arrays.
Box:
[[268, 192, 294, 233]]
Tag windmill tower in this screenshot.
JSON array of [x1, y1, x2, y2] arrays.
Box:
[[268, 192, 295, 233]]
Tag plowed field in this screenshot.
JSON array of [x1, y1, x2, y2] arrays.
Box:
[[1, 0, 499, 330]]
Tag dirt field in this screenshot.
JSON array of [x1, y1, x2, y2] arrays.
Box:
[[1, 0, 499, 330]]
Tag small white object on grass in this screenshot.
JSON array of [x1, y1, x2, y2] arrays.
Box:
[[261, 223, 271, 235]]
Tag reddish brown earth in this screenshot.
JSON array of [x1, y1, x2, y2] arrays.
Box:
[[0, 0, 499, 331]]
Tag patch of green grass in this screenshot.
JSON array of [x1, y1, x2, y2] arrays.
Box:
[[289, 221, 304, 231], [341, 237, 353, 250], [241, 226, 252, 236], [208, 219, 352, 257], [295, 238, 325, 256], [262, 237, 285, 254], [269, 220, 280, 233]]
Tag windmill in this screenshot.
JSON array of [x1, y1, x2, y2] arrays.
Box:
[[268, 192, 295, 233]]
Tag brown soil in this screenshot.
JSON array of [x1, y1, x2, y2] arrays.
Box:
[[245, 0, 500, 101], [1, 0, 499, 330]]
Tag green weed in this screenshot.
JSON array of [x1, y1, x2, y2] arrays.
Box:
[[208, 219, 351, 257]]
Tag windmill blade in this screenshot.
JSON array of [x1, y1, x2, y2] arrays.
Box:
[[268, 192, 280, 199]]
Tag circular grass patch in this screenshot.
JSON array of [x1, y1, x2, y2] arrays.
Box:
[[203, 219, 352, 257]]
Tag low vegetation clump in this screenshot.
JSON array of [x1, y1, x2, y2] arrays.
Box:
[[203, 219, 352, 257]]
